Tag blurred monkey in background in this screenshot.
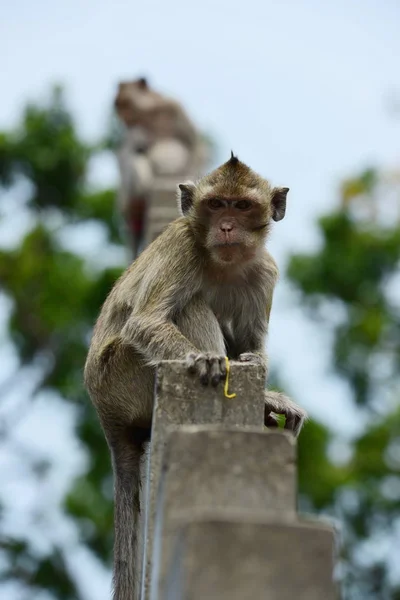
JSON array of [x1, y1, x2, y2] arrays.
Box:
[[114, 77, 208, 258]]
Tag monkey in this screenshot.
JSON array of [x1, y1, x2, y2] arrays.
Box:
[[114, 77, 208, 259], [114, 77, 197, 149], [84, 153, 307, 600]]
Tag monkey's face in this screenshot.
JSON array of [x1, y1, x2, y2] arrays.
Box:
[[199, 196, 270, 264], [114, 79, 161, 126], [178, 154, 289, 266]]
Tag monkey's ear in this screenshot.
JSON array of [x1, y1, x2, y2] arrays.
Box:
[[177, 183, 196, 216], [271, 187, 289, 222]]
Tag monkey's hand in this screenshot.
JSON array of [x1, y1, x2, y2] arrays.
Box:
[[238, 352, 267, 369], [186, 352, 227, 387], [264, 391, 307, 438]]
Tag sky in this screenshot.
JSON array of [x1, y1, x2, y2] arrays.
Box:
[[1, 0, 400, 598]]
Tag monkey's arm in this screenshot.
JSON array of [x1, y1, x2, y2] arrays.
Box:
[[118, 237, 204, 365], [121, 311, 200, 366]]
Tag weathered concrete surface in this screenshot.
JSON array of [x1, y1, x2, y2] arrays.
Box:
[[164, 516, 337, 600], [143, 183, 179, 247], [148, 183, 178, 207], [154, 360, 266, 429], [146, 207, 179, 227], [152, 427, 296, 598], [143, 360, 266, 600], [163, 427, 296, 516]]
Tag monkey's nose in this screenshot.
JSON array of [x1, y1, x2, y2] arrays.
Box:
[[220, 221, 234, 232]]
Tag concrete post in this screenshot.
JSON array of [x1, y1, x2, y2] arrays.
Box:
[[152, 427, 297, 598], [140, 359, 337, 600], [142, 360, 266, 600], [164, 516, 338, 600], [143, 179, 180, 246]]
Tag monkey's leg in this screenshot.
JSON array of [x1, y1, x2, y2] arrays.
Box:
[[264, 391, 308, 437], [176, 295, 227, 386]]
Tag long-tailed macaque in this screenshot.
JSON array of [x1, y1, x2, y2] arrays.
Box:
[[84, 153, 307, 600], [114, 77, 207, 258]]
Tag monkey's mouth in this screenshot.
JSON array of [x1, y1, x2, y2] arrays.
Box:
[[213, 242, 241, 248], [212, 243, 244, 263]]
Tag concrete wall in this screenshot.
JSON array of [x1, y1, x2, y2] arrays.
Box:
[[139, 360, 339, 600]]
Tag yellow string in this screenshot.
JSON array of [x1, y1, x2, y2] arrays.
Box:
[[224, 356, 237, 398]]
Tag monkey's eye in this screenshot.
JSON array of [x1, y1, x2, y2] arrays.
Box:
[[208, 198, 224, 210], [235, 200, 252, 210]]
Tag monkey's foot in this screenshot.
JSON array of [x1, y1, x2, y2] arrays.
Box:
[[264, 391, 308, 437], [186, 352, 227, 387], [238, 352, 267, 369]]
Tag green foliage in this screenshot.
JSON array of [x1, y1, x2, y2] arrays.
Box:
[[298, 421, 350, 509], [288, 210, 400, 406], [0, 86, 124, 598], [0, 87, 89, 213], [287, 171, 400, 597], [0, 539, 78, 600]]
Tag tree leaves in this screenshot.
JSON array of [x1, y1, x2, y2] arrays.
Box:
[[287, 174, 400, 597], [0, 87, 124, 599]]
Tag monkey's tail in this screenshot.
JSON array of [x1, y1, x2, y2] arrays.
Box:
[[111, 426, 150, 600]]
